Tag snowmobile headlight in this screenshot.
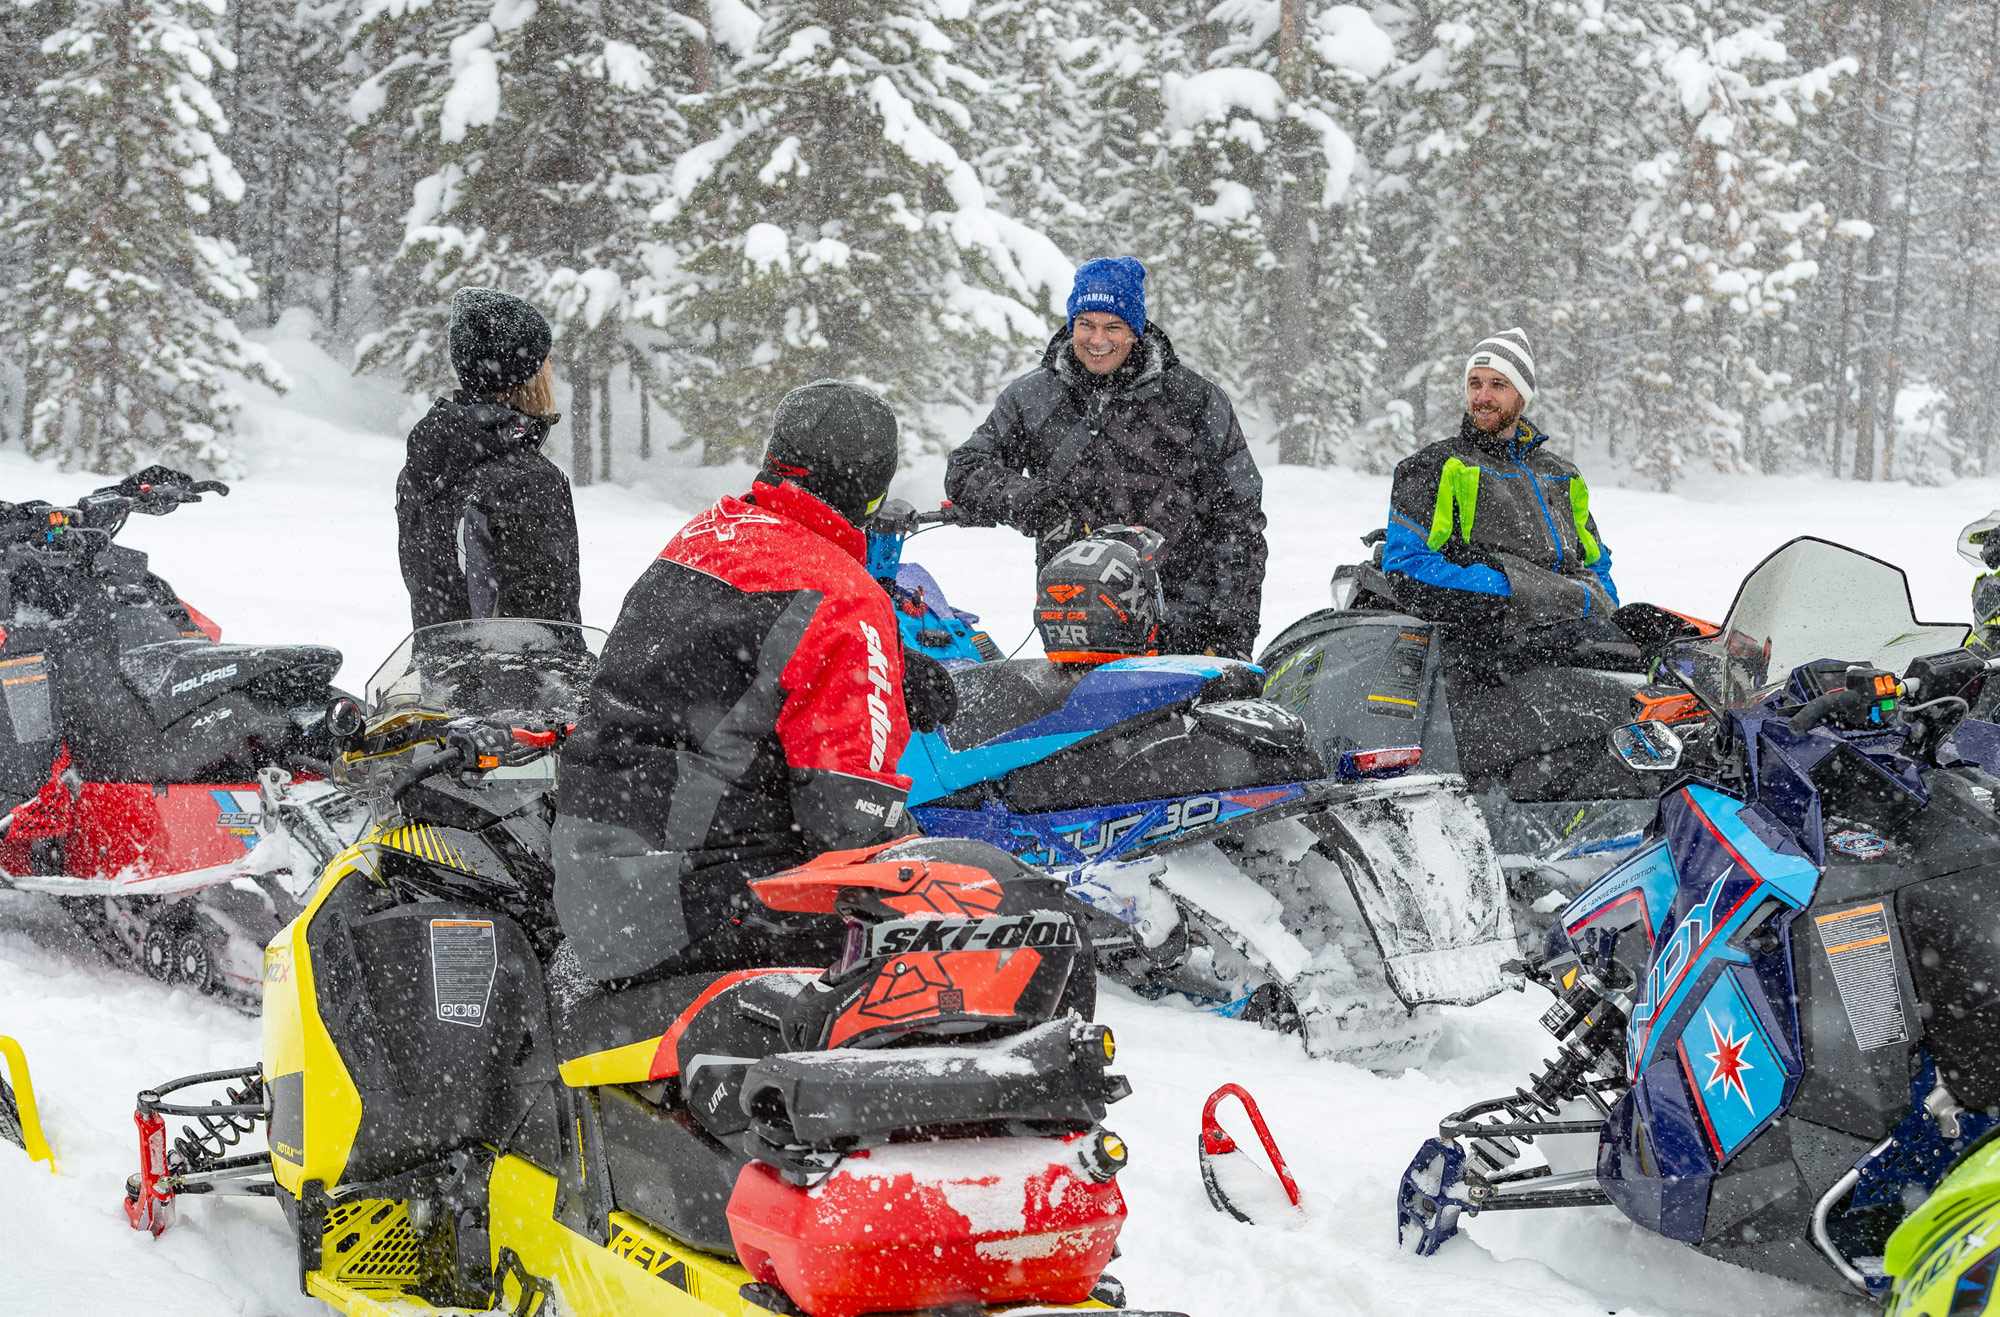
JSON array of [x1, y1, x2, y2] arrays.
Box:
[[1079, 1129, 1129, 1182]]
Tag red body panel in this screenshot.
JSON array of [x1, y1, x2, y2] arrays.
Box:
[[179, 599, 222, 642], [727, 1134, 1124, 1317], [65, 783, 260, 879], [751, 856, 1004, 916], [0, 758, 261, 881]]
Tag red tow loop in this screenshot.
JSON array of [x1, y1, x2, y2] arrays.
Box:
[[1200, 1083, 1301, 1209]]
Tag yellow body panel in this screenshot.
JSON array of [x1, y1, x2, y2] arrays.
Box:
[[556, 1037, 665, 1087], [263, 837, 379, 1196]]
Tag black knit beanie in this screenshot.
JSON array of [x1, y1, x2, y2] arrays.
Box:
[[758, 381, 900, 524], [450, 288, 552, 393]]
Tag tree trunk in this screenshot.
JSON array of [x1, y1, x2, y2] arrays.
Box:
[[1879, 0, 1933, 483], [639, 384, 651, 461], [599, 372, 613, 483], [1850, 0, 1901, 482], [570, 360, 594, 486]]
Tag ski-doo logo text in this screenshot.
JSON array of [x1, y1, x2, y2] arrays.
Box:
[[870, 912, 1078, 956], [860, 620, 893, 772], [171, 663, 237, 696]]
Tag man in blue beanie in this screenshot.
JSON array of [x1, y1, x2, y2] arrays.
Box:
[[945, 257, 1268, 658]]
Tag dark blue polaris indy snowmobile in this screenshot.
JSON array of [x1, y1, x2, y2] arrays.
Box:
[[1397, 536, 2000, 1296], [865, 503, 1520, 1064]]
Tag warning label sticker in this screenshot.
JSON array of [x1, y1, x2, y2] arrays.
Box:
[[430, 919, 497, 1029], [1815, 903, 1907, 1051]]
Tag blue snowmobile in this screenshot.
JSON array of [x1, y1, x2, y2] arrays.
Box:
[[1396, 536, 2000, 1296], [865, 503, 1519, 1064]]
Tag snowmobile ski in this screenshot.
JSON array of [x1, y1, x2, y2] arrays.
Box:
[[1199, 1083, 1301, 1223], [0, 1034, 53, 1171]]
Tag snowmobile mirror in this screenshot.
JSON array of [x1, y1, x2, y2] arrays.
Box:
[[325, 697, 366, 749], [1608, 720, 1683, 773]]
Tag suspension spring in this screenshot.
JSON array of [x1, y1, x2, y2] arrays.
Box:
[[167, 1073, 266, 1175], [1458, 1009, 1625, 1177]]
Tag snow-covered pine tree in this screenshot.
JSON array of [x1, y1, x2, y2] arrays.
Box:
[[347, 0, 696, 482], [1, 0, 284, 474], [960, 0, 1095, 260], [1612, 14, 1849, 488], [1367, 0, 1846, 486], [215, 0, 347, 327], [659, 0, 1071, 461], [1162, 0, 1389, 467], [1367, 0, 1653, 456]]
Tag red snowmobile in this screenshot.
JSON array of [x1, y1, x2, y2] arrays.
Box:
[[0, 467, 365, 1003]]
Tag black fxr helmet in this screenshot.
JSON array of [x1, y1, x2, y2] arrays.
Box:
[[1037, 525, 1165, 664]]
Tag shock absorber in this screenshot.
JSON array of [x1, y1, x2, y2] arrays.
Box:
[[166, 1071, 265, 1173], [1446, 998, 1626, 1179]]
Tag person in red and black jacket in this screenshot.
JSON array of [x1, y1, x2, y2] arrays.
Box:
[[552, 381, 955, 984]]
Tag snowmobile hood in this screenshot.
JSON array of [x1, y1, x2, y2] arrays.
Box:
[[405, 394, 551, 480]]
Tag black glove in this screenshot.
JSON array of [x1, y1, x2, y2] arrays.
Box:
[[99, 465, 229, 514], [902, 647, 959, 734], [444, 717, 551, 769], [1982, 534, 2000, 571]]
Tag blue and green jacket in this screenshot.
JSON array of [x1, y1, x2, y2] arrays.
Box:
[[1382, 415, 1617, 631]]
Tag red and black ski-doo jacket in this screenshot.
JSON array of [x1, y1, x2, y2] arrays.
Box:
[[552, 478, 913, 982]]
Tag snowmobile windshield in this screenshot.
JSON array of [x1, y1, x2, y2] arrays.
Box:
[[1670, 537, 1966, 710], [365, 619, 607, 729]]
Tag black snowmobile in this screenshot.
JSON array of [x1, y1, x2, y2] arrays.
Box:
[[0, 467, 366, 1002], [126, 618, 1172, 1317], [1258, 532, 1713, 938]]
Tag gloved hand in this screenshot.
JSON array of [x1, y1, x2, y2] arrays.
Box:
[[1983, 533, 2000, 571], [902, 647, 960, 734], [444, 717, 554, 769], [99, 465, 230, 514]]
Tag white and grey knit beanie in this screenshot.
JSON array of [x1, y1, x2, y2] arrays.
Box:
[[1464, 328, 1536, 407]]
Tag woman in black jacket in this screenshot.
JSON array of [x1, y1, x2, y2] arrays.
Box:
[[396, 288, 582, 629]]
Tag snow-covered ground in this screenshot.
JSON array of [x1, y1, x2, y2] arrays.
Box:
[[1, 324, 1978, 1314]]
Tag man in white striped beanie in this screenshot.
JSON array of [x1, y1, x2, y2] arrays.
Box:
[[1464, 327, 1535, 435], [1380, 326, 1622, 637]]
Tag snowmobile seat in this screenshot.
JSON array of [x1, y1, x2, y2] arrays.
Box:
[[118, 640, 340, 728], [551, 964, 818, 1089], [943, 656, 1263, 752]]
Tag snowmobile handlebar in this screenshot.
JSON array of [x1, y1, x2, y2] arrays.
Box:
[[383, 721, 566, 802]]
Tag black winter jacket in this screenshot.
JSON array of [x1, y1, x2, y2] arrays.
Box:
[[1383, 415, 1618, 634], [396, 394, 581, 630], [945, 325, 1268, 658]]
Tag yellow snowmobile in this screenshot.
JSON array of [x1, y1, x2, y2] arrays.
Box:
[[123, 619, 1170, 1317]]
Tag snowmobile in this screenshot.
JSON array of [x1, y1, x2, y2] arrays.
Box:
[[866, 503, 1518, 1065], [1396, 535, 2000, 1299], [125, 617, 1174, 1317], [1258, 532, 1715, 939], [0, 468, 367, 1004], [1882, 1121, 2000, 1313]]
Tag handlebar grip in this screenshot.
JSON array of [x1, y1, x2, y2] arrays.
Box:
[[387, 743, 467, 802], [1788, 688, 1861, 735]]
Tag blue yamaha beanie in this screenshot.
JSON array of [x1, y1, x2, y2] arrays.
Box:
[[1067, 257, 1147, 335]]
